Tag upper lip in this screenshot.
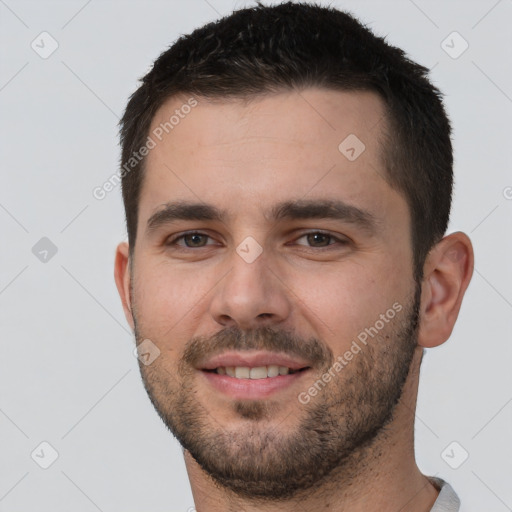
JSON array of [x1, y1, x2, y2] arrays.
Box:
[[199, 351, 311, 371]]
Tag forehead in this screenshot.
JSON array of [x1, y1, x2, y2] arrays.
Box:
[[149, 88, 387, 154], [139, 88, 401, 230]]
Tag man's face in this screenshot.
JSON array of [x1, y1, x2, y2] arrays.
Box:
[[127, 88, 420, 499]]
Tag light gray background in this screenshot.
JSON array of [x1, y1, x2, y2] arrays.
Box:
[[1, 0, 511, 510]]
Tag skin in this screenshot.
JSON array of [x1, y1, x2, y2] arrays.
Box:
[[114, 88, 474, 512]]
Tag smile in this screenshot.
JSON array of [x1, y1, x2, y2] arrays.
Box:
[[207, 365, 307, 379]]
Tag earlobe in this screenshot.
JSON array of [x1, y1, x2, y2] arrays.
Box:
[[114, 242, 135, 331], [417, 232, 474, 348]]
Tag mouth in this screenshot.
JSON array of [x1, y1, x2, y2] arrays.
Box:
[[198, 351, 312, 399], [204, 365, 309, 378]]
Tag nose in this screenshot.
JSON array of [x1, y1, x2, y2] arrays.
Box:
[[209, 245, 293, 331]]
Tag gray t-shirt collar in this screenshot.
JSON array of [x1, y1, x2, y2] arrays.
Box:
[[429, 477, 461, 511]]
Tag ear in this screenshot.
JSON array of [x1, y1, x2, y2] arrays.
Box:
[[114, 241, 135, 331], [417, 232, 474, 348]]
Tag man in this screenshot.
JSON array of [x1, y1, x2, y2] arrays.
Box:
[[114, 2, 473, 510]]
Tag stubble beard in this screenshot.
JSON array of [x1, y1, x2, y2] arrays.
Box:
[[133, 284, 421, 501]]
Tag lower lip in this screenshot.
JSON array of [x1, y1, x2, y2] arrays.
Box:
[[201, 370, 310, 400]]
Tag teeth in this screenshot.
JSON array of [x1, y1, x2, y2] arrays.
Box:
[[235, 366, 250, 379], [249, 366, 267, 379], [215, 365, 300, 379], [267, 365, 279, 377]]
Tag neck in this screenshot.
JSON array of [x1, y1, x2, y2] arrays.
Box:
[[185, 348, 439, 512]]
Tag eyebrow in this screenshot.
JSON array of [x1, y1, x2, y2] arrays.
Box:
[[145, 198, 378, 235]]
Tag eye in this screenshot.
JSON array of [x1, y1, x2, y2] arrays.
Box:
[[294, 231, 349, 248], [165, 230, 349, 251], [167, 232, 216, 248]]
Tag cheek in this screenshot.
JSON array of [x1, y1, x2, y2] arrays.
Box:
[[291, 261, 408, 350], [132, 262, 208, 340]]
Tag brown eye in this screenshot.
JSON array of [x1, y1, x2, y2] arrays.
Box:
[[167, 232, 213, 248], [306, 233, 331, 247], [182, 233, 208, 247], [295, 231, 348, 248]]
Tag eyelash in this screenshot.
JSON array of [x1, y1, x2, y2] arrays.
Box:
[[165, 230, 350, 250]]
